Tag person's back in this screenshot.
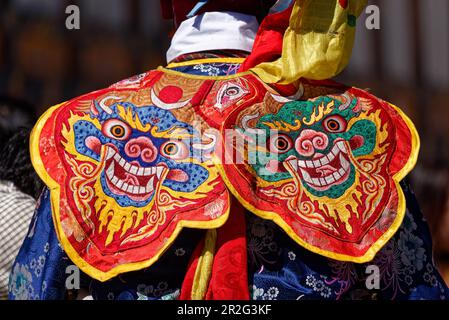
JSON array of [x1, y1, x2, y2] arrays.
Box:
[[8, 0, 449, 300]]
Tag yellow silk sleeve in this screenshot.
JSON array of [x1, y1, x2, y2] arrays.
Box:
[[251, 0, 367, 84]]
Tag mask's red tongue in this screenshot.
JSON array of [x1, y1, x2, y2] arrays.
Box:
[[124, 173, 139, 186]]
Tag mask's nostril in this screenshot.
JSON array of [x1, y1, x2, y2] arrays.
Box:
[[124, 137, 158, 163], [295, 129, 329, 157]]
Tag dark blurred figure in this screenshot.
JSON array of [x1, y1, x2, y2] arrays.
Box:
[[436, 186, 449, 284], [0, 96, 35, 147], [0, 97, 42, 299], [0, 127, 43, 199]]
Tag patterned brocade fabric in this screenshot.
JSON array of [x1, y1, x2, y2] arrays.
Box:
[[9, 189, 204, 300], [248, 182, 449, 300], [9, 183, 449, 300], [170, 62, 242, 77], [8, 190, 72, 300]]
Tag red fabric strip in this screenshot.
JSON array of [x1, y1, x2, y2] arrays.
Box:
[[205, 200, 249, 300], [179, 198, 249, 300], [179, 236, 205, 300]]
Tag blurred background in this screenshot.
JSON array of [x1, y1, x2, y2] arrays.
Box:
[[0, 0, 448, 283]]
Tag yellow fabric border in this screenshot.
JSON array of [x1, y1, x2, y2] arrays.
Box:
[[167, 58, 245, 69], [30, 104, 230, 282], [213, 102, 420, 263], [191, 229, 217, 300]]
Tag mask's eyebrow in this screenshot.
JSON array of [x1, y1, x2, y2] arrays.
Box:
[[261, 119, 301, 132], [302, 100, 335, 126], [151, 127, 195, 140], [115, 104, 194, 139], [116, 104, 153, 132]]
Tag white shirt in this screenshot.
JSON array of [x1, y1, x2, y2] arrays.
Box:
[[0, 180, 36, 299], [166, 11, 259, 63]]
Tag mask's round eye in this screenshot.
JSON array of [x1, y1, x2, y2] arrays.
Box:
[[323, 115, 347, 133], [269, 134, 293, 154], [225, 86, 240, 96], [160, 141, 189, 160], [102, 119, 131, 140]]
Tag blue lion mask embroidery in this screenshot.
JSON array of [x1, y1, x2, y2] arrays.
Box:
[[72, 102, 210, 207]]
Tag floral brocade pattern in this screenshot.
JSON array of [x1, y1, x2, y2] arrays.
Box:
[[12, 182, 447, 300], [8, 190, 72, 300], [9, 191, 203, 300], [171, 62, 241, 77], [249, 182, 449, 300]]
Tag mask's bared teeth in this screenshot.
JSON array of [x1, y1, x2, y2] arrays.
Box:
[[288, 159, 298, 171], [106, 162, 115, 179], [116, 179, 124, 189], [333, 170, 342, 180], [305, 160, 314, 168], [300, 168, 312, 184], [122, 182, 129, 191], [131, 185, 140, 194], [111, 176, 119, 184], [320, 155, 330, 166], [340, 153, 350, 170], [130, 165, 138, 175], [337, 141, 347, 153], [325, 174, 336, 184], [104, 149, 169, 197], [143, 167, 152, 176], [328, 146, 338, 161], [156, 167, 164, 179], [296, 141, 344, 171], [295, 145, 352, 189], [146, 177, 155, 192]]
